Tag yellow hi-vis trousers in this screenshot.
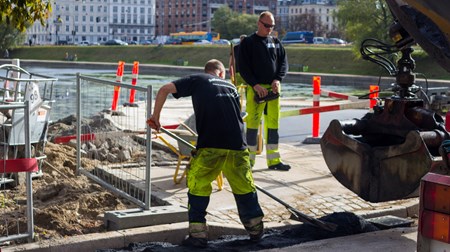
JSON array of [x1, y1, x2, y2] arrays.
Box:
[[246, 84, 281, 167]]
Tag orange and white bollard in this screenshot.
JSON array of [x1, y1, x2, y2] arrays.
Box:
[[111, 61, 125, 111], [369, 85, 379, 110], [312, 76, 321, 138], [303, 76, 322, 144], [124, 61, 139, 107]]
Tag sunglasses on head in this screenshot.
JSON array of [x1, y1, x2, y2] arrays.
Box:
[[259, 20, 275, 29]]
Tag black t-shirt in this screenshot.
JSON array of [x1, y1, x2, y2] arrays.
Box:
[[172, 73, 247, 150]]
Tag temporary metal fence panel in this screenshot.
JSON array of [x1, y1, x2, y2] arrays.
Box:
[[76, 74, 152, 209], [0, 102, 35, 243]]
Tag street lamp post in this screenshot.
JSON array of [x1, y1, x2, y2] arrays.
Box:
[[54, 15, 63, 45], [72, 30, 76, 44]]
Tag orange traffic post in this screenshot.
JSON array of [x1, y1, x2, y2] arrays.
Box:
[[125, 61, 139, 107], [111, 61, 125, 111], [369, 85, 379, 109], [312, 76, 321, 138]]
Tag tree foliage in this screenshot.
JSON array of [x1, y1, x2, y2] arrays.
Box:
[[336, 0, 393, 50], [1, 0, 51, 31], [212, 6, 258, 40], [0, 23, 25, 51], [0, 0, 51, 51]]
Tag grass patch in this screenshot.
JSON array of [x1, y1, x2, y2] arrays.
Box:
[[8, 44, 449, 80]]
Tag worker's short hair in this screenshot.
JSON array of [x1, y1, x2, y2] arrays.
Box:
[[204, 59, 225, 74], [259, 11, 273, 20]]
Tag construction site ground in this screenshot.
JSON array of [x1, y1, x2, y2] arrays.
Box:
[[3, 97, 419, 251]]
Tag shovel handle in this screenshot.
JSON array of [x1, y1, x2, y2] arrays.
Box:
[[255, 184, 337, 232]]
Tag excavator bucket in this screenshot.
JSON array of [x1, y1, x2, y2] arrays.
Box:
[[321, 119, 435, 202], [320, 98, 448, 203]]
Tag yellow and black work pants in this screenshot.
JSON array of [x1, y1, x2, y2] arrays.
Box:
[[186, 148, 264, 226], [246, 84, 281, 167]]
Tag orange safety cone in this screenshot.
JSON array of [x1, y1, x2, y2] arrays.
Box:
[[124, 61, 139, 107], [111, 61, 125, 111]]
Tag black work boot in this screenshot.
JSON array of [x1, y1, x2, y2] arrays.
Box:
[[243, 217, 264, 242], [182, 235, 208, 248], [182, 222, 208, 248], [268, 162, 291, 171]]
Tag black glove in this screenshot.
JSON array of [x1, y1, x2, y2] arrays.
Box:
[[254, 91, 280, 104]]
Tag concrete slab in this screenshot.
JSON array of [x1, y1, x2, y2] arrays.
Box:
[[104, 206, 188, 231]]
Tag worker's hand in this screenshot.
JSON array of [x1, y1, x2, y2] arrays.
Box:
[[253, 84, 268, 98], [146, 117, 160, 131], [271, 80, 280, 94]]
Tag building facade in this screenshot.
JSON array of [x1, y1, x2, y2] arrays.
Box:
[[155, 0, 276, 36], [25, 0, 338, 45], [28, 0, 156, 45], [277, 0, 338, 35]]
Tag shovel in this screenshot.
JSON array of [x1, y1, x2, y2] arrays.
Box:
[[157, 125, 337, 232], [254, 184, 338, 232]]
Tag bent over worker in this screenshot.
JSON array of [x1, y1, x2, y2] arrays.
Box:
[[238, 11, 290, 171], [147, 59, 264, 248]]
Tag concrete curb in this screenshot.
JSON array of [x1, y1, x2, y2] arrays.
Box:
[[357, 199, 419, 219]]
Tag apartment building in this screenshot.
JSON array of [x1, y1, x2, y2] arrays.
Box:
[[155, 0, 276, 36], [25, 0, 337, 45], [277, 0, 338, 34], [27, 0, 156, 45]]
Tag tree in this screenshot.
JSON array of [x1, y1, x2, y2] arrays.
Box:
[[0, 23, 26, 51], [0, 0, 51, 31], [212, 6, 258, 40], [0, 1, 50, 51], [226, 14, 258, 39], [211, 6, 234, 38], [335, 0, 393, 49]]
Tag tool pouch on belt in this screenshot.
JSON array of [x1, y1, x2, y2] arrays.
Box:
[[254, 91, 280, 104]]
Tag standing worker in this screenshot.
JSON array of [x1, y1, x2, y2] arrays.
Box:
[[228, 34, 247, 86], [147, 59, 264, 248], [238, 11, 290, 171]]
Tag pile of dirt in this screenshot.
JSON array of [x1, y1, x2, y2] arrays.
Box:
[[0, 115, 178, 245]]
